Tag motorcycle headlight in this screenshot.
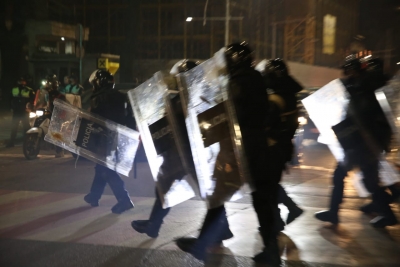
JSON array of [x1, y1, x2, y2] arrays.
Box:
[[36, 110, 44, 117], [298, 116, 307, 125], [29, 112, 37, 118]]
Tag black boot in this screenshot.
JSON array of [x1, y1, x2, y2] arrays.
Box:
[[279, 185, 303, 224], [253, 238, 281, 266], [176, 206, 226, 261], [131, 191, 170, 238], [315, 210, 339, 224]]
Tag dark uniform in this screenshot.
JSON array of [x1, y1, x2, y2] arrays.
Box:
[[260, 58, 304, 227], [175, 43, 281, 266], [83, 69, 134, 214], [315, 57, 397, 228], [7, 77, 35, 148], [230, 63, 281, 266]]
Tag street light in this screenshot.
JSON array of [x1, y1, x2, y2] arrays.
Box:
[[185, 0, 243, 46]]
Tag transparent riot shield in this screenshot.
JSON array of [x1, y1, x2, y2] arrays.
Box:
[[303, 78, 400, 195], [301, 79, 349, 162], [44, 98, 140, 177], [128, 72, 198, 208], [176, 53, 248, 209], [375, 73, 400, 186]]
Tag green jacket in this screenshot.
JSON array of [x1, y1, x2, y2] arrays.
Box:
[[61, 84, 83, 95]]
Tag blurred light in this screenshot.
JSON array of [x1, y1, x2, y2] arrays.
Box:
[[364, 55, 371, 59], [36, 110, 44, 117], [397, 117, 400, 121], [397, 62, 400, 65], [202, 122, 211, 130], [61, 37, 65, 41], [298, 116, 307, 125], [29, 112, 36, 118], [186, 17, 193, 22], [41, 80, 46, 86]]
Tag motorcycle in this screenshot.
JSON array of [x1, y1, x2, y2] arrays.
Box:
[[23, 108, 51, 160]]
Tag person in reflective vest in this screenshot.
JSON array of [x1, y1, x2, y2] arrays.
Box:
[[6, 77, 35, 148]]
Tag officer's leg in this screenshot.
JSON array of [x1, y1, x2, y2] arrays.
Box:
[[330, 164, 348, 214], [361, 161, 398, 227], [131, 187, 171, 238], [175, 152, 237, 261], [84, 164, 107, 206], [249, 141, 281, 266], [315, 163, 347, 224], [21, 113, 30, 135], [8, 112, 21, 146], [176, 205, 227, 261], [279, 184, 303, 224], [104, 166, 133, 214]]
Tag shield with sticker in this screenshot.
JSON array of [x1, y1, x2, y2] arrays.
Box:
[[44, 98, 140, 177], [176, 49, 249, 208], [128, 72, 199, 208]]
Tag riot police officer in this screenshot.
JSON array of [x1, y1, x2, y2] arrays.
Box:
[[131, 60, 199, 237], [131, 60, 234, 242], [175, 43, 281, 266], [315, 57, 397, 228], [83, 69, 134, 214], [258, 58, 304, 225], [6, 76, 35, 148]]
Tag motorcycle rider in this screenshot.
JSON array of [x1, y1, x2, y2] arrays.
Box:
[[258, 58, 304, 225], [175, 43, 281, 266], [83, 69, 134, 214], [131, 60, 234, 242], [44, 74, 66, 158], [6, 76, 35, 148], [315, 56, 397, 228]]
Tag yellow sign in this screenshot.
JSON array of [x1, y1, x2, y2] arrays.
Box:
[[97, 58, 108, 69], [107, 62, 120, 75], [97, 58, 119, 74], [323, 14, 336, 55]]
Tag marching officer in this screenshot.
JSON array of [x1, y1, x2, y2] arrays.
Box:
[[83, 69, 134, 214]]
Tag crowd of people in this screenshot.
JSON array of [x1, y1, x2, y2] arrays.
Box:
[[4, 41, 399, 266]]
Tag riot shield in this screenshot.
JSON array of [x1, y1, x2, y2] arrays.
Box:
[[128, 72, 199, 208], [303, 78, 400, 195], [176, 51, 248, 209], [301, 79, 349, 162], [374, 73, 400, 186], [44, 98, 140, 177]]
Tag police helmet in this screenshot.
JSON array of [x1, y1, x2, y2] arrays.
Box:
[[45, 74, 59, 91], [17, 76, 27, 85], [365, 57, 384, 74], [341, 56, 363, 76], [224, 42, 254, 73], [170, 59, 199, 76], [89, 69, 114, 91], [256, 58, 288, 77]]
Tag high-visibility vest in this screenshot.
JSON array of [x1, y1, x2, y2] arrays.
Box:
[[12, 86, 34, 98]]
